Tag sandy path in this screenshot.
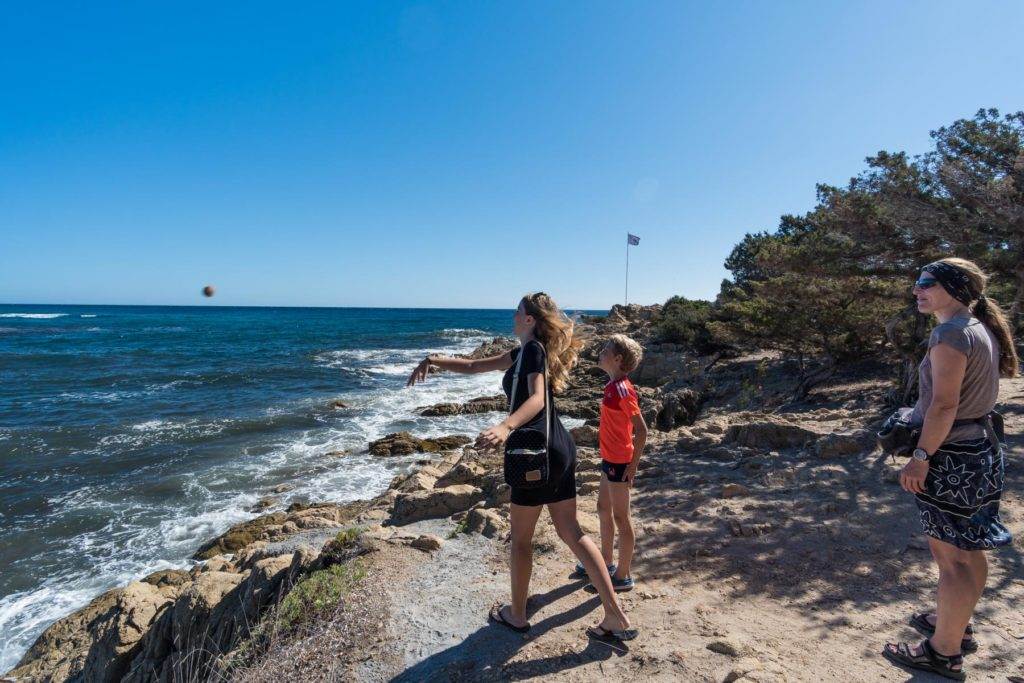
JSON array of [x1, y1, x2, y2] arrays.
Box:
[[348, 378, 1024, 682]]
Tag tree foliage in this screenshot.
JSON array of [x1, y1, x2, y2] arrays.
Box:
[[675, 109, 1023, 393]]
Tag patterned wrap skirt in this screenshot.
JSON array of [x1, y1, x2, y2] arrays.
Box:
[[915, 436, 1012, 551]]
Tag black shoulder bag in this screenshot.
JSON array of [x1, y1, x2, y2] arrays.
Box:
[[503, 343, 551, 489]]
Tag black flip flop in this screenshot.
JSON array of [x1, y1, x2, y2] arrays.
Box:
[[910, 612, 978, 653], [882, 639, 965, 681], [587, 624, 639, 644], [489, 605, 530, 634]]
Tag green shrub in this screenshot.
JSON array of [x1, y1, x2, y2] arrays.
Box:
[[274, 561, 367, 633], [654, 296, 718, 352]]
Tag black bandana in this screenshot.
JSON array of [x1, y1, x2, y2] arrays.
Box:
[[921, 261, 975, 306]]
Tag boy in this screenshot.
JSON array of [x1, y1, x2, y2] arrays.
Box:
[[575, 334, 648, 592]]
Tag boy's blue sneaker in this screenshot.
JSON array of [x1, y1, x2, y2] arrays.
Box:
[[583, 575, 634, 593], [569, 561, 616, 580]]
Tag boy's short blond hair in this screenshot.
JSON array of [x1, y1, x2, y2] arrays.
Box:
[[605, 334, 643, 373]]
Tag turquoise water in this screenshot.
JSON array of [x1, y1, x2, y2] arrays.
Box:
[[0, 304, 595, 671]]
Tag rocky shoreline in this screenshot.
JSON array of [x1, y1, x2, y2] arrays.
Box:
[[6, 304, 1022, 682], [0, 307, 648, 682]]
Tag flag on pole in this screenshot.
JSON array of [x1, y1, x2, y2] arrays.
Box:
[[627, 233, 640, 246]]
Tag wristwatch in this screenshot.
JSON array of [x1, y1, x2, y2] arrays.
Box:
[[911, 447, 931, 462]]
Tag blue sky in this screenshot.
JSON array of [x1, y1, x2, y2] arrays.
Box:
[[1, 1, 1022, 309]]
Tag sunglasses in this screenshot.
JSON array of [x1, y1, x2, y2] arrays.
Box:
[[914, 278, 939, 289]]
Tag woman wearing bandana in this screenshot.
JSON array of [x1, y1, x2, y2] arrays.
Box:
[[883, 258, 1019, 680]]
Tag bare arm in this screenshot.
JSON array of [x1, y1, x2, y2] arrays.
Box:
[[625, 413, 648, 485], [507, 371, 545, 429], [406, 351, 513, 387], [901, 342, 966, 494], [917, 343, 967, 455], [476, 371, 545, 450]]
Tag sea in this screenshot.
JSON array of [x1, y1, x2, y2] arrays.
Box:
[[0, 304, 597, 671]]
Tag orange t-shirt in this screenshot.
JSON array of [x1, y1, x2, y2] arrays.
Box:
[[599, 377, 642, 464]]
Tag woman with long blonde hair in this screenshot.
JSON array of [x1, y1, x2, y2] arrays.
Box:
[[883, 258, 1017, 680], [407, 292, 637, 643]]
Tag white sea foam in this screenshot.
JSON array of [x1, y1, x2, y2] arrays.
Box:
[[0, 313, 67, 319], [436, 327, 494, 340], [80, 314, 97, 318], [130, 419, 168, 432]]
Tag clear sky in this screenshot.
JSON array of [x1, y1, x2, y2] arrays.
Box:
[[1, 1, 1021, 309]]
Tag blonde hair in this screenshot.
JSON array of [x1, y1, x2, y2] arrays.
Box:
[[520, 292, 583, 393], [605, 334, 644, 373], [939, 257, 1019, 377]]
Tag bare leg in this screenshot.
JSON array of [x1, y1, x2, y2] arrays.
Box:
[[596, 475, 614, 566], [606, 479, 634, 579], [929, 538, 987, 655], [547, 498, 631, 631], [503, 502, 543, 627]]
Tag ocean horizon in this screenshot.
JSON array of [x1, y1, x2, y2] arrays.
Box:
[[0, 303, 600, 670]]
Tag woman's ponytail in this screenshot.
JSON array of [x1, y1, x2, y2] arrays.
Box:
[[971, 293, 1019, 377]]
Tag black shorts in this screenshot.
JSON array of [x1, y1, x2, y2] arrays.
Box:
[[601, 459, 630, 483]]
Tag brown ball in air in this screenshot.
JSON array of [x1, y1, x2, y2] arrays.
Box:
[[202, 285, 215, 298]]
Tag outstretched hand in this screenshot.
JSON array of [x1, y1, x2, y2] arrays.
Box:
[[406, 358, 432, 387], [475, 422, 511, 451]]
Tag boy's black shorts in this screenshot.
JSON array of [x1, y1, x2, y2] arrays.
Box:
[[601, 459, 630, 483]]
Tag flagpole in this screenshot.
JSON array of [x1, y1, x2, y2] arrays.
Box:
[[624, 237, 630, 305]]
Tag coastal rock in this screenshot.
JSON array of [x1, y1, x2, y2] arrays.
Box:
[[410, 534, 444, 552], [460, 337, 516, 360], [390, 485, 485, 525], [193, 501, 368, 560], [125, 549, 310, 683], [724, 419, 822, 449], [634, 351, 689, 386], [367, 432, 472, 457], [435, 460, 487, 488], [141, 569, 191, 588], [696, 446, 740, 461], [813, 430, 873, 459], [270, 483, 294, 494], [570, 425, 599, 447], [396, 470, 440, 493], [557, 388, 603, 420], [250, 496, 279, 512], [123, 570, 247, 682], [419, 394, 506, 417], [7, 580, 177, 683], [465, 507, 507, 538], [197, 555, 235, 574], [654, 388, 701, 430]]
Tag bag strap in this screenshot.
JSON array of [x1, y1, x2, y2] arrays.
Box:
[[508, 341, 551, 449]]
